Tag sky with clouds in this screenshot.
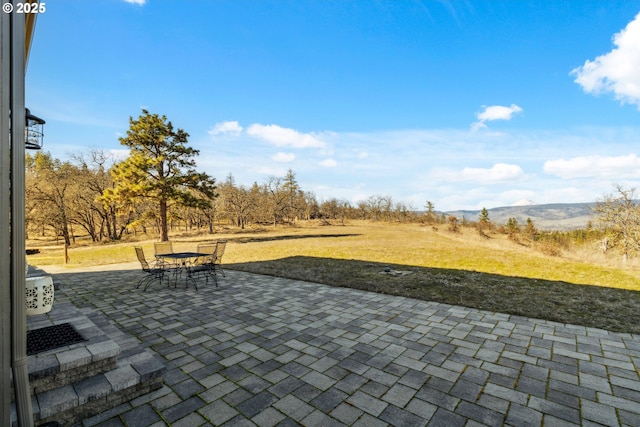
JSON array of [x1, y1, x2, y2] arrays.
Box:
[[26, 0, 640, 211]]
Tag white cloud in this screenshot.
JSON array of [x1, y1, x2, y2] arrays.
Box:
[[123, 0, 147, 4], [271, 152, 296, 162], [460, 163, 525, 183], [319, 158, 337, 167], [571, 12, 640, 108], [247, 124, 326, 148], [209, 121, 243, 137], [544, 154, 640, 179], [471, 104, 523, 131], [155, 125, 640, 212], [108, 149, 130, 161]]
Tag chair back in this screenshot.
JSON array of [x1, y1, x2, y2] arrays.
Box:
[[196, 243, 217, 264], [214, 240, 227, 264], [154, 241, 173, 256], [135, 247, 151, 272]]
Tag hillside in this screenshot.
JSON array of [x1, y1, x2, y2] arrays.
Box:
[[448, 202, 596, 230]]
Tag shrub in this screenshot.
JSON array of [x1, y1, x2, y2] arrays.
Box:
[[535, 240, 563, 257], [447, 215, 459, 233]]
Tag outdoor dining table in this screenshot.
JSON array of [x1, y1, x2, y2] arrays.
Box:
[[155, 252, 209, 289]]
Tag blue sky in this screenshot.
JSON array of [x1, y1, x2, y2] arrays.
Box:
[[26, 0, 640, 211]]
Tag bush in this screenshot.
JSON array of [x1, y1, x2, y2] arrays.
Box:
[[534, 240, 563, 257], [447, 215, 460, 233]]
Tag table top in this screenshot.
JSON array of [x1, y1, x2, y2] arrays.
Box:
[[156, 252, 209, 259]]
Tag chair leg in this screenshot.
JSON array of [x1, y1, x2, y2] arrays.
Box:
[[214, 266, 225, 278], [141, 276, 152, 291], [143, 274, 162, 291], [191, 272, 198, 291], [138, 272, 165, 291], [208, 265, 218, 287]]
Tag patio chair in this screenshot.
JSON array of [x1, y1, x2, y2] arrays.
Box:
[[190, 243, 218, 286], [213, 240, 227, 277], [154, 241, 174, 255], [154, 241, 175, 267], [135, 247, 166, 291]]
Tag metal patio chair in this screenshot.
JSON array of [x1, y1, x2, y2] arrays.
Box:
[[190, 243, 218, 287], [154, 241, 176, 268], [213, 240, 227, 277], [135, 247, 166, 291]]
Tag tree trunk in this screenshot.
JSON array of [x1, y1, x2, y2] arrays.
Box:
[[160, 199, 169, 241], [61, 220, 71, 246], [98, 219, 105, 241]]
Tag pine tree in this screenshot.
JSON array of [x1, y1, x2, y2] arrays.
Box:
[[111, 110, 217, 241], [478, 207, 492, 236], [425, 200, 436, 224], [479, 207, 490, 225], [505, 217, 520, 240], [524, 217, 538, 241]]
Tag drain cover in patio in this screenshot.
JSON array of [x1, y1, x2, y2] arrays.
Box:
[[27, 323, 86, 355]]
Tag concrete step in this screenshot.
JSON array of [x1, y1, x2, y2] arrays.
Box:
[[30, 350, 164, 426], [11, 301, 165, 426]]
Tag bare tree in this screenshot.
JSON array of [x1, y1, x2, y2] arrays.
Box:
[[303, 191, 320, 220], [393, 201, 414, 223], [364, 195, 386, 220], [221, 177, 258, 230], [69, 149, 121, 241], [320, 198, 351, 224], [26, 152, 75, 245], [593, 185, 640, 262], [265, 177, 288, 227]]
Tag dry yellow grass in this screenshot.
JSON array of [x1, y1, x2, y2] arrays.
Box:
[[27, 221, 640, 332]]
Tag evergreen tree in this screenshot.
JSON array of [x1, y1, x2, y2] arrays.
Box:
[[524, 217, 538, 241], [479, 207, 490, 226], [425, 200, 436, 224], [111, 110, 217, 241], [505, 217, 520, 240], [477, 207, 492, 236], [282, 169, 302, 223]]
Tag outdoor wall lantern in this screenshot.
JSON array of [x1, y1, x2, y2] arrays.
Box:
[[25, 108, 45, 150]]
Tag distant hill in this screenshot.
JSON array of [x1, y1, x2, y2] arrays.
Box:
[[447, 202, 597, 230]]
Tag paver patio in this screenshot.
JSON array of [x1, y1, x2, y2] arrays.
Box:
[[38, 263, 640, 426]]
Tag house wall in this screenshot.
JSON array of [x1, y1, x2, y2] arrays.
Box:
[[1, 7, 34, 426]]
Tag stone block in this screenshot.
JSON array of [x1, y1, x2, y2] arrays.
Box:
[[105, 365, 140, 392], [37, 385, 78, 419], [74, 374, 113, 404], [86, 339, 120, 361]]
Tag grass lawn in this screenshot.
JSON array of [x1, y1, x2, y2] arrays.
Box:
[[27, 221, 640, 333]]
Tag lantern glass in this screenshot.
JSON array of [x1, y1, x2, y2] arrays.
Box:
[[25, 108, 45, 150]]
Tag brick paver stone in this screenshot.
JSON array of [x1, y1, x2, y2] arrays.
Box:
[[39, 266, 640, 427]]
